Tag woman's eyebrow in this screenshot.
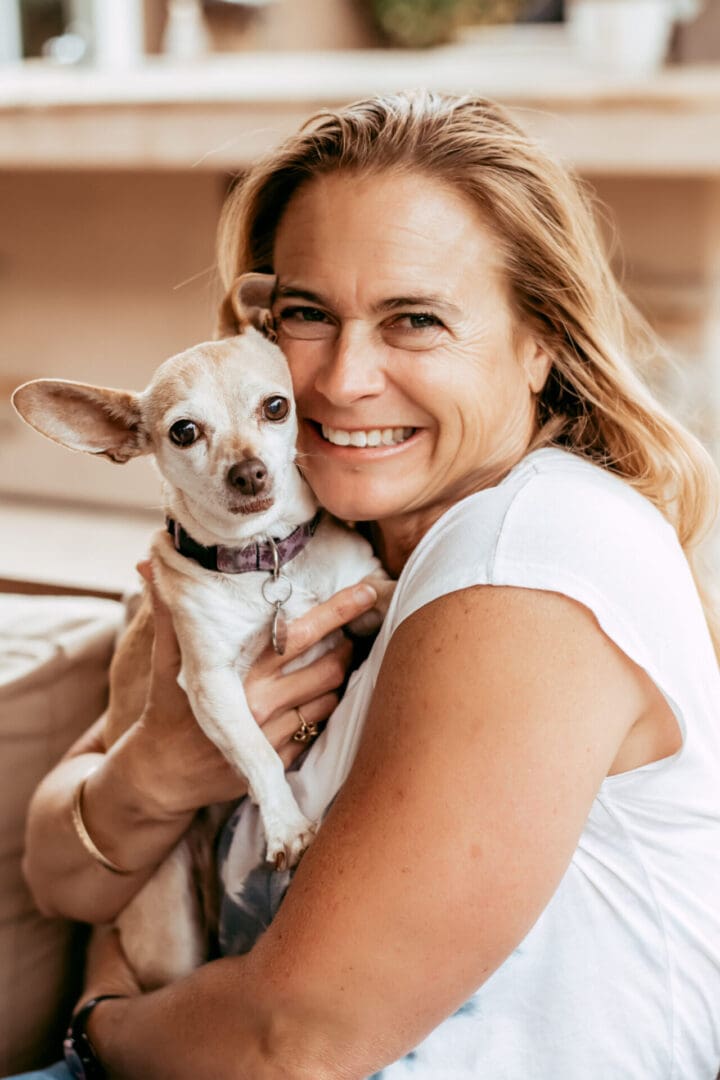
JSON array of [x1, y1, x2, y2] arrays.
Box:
[[377, 295, 462, 317], [275, 284, 461, 317], [275, 284, 327, 304]]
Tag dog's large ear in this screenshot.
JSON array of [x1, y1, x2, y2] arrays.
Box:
[[11, 379, 149, 464], [216, 272, 277, 340]]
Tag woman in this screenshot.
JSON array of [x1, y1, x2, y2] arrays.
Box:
[[13, 91, 720, 1078]]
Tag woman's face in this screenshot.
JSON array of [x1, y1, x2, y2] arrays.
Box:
[[272, 170, 549, 541]]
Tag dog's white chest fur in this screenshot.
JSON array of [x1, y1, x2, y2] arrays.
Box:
[[150, 514, 382, 864], [154, 514, 378, 677]]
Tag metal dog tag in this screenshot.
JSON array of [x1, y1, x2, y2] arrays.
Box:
[[271, 604, 288, 655]]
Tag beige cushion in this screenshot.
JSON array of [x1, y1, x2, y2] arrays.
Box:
[[0, 594, 123, 1073]]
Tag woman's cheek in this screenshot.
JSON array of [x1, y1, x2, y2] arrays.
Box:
[[283, 341, 321, 399]]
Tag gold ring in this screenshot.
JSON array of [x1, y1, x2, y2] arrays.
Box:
[[292, 707, 319, 744]]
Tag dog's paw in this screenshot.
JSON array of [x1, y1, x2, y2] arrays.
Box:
[[265, 812, 317, 872]]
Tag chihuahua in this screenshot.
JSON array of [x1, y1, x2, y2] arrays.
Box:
[[12, 273, 391, 988]]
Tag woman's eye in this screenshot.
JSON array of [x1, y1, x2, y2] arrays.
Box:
[[169, 419, 200, 446], [394, 313, 442, 330], [262, 395, 290, 422], [384, 312, 445, 349], [276, 306, 336, 340], [290, 306, 326, 322]]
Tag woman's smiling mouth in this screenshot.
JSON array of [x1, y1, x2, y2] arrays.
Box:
[[319, 424, 416, 447]]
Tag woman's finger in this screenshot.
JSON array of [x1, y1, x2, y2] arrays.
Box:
[[247, 638, 353, 722], [136, 558, 153, 585], [151, 597, 181, 676], [136, 562, 182, 678], [274, 693, 340, 769], [277, 739, 309, 771], [270, 583, 377, 666], [261, 691, 340, 740]]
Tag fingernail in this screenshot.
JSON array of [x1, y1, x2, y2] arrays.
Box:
[[136, 561, 154, 585], [354, 583, 377, 605]]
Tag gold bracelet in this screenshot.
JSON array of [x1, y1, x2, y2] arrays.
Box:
[[71, 771, 130, 875]]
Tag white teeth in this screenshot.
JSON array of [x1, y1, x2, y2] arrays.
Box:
[[321, 424, 415, 448]]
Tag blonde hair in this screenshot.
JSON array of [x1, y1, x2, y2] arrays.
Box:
[[217, 89, 719, 653]]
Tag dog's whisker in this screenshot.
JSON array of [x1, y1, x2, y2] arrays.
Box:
[[191, 137, 247, 169], [172, 264, 217, 292], [191, 127, 286, 170]]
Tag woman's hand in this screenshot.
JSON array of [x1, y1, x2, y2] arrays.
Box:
[[21, 567, 378, 927], [79, 925, 142, 1009], [132, 562, 378, 819]]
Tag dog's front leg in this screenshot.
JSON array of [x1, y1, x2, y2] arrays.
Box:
[[183, 662, 316, 870]]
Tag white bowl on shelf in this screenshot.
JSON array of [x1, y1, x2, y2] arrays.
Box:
[[567, 0, 676, 75]]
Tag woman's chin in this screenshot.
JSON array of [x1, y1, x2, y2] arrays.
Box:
[[313, 493, 382, 523], [302, 476, 399, 523]]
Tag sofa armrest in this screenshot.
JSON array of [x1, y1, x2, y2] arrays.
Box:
[[0, 593, 124, 1073]]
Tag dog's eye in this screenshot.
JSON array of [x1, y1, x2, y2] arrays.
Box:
[[169, 419, 200, 446], [262, 396, 289, 422]]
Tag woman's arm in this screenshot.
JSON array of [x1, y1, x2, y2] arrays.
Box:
[[22, 582, 375, 924], [86, 583, 665, 1079], [22, 716, 194, 923]]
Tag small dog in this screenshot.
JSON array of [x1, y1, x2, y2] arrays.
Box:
[[12, 273, 391, 988]]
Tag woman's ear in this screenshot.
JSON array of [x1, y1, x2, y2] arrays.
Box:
[[216, 273, 277, 339], [520, 337, 553, 395]]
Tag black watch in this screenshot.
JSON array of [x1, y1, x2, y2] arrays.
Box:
[[63, 995, 125, 1080]]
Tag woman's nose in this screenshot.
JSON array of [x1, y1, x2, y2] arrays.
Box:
[[313, 324, 385, 405]]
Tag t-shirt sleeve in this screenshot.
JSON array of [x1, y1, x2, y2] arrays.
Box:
[[387, 462, 706, 721]]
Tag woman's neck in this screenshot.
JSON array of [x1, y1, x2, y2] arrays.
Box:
[[366, 518, 425, 579], [370, 449, 531, 577]]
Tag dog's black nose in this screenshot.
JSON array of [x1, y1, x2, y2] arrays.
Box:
[[227, 458, 268, 495]]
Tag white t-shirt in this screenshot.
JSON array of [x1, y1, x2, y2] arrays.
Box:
[[218, 447, 720, 1079]]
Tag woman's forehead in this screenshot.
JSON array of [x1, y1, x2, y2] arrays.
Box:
[[273, 171, 506, 303], [275, 170, 492, 248]]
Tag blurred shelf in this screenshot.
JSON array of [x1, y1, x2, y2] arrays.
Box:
[[2, 44, 720, 174], [3, 34, 720, 581], [0, 497, 159, 595]]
